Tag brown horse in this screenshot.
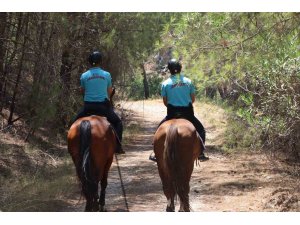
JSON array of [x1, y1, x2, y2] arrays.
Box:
[[67, 116, 117, 211], [153, 118, 202, 212]]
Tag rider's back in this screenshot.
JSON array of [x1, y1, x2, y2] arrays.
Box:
[[161, 74, 194, 107], [80, 68, 112, 102]]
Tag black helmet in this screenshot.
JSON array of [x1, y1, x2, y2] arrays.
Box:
[[88, 51, 102, 66], [167, 58, 182, 74]]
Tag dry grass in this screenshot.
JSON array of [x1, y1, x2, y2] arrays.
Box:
[[0, 127, 79, 212], [0, 108, 145, 212], [193, 101, 228, 146]]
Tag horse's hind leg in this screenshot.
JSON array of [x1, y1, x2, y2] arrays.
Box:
[[178, 180, 190, 212], [83, 180, 99, 212], [99, 157, 113, 212], [163, 183, 175, 212], [166, 197, 175, 212], [99, 171, 109, 212], [179, 194, 190, 212]]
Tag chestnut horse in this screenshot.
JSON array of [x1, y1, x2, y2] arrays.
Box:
[[153, 119, 202, 212], [67, 116, 117, 211]]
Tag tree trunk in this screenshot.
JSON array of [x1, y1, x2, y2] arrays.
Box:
[[218, 84, 228, 100], [141, 63, 149, 99], [1, 13, 23, 111], [7, 13, 29, 125], [58, 13, 77, 127], [0, 12, 7, 112]]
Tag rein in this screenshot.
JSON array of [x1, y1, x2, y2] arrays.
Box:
[[110, 87, 129, 211], [115, 153, 130, 212]]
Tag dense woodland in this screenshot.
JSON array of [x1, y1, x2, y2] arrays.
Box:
[[0, 12, 299, 163]]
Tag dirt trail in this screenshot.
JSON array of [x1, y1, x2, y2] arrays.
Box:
[[1, 100, 298, 212], [66, 99, 299, 212]]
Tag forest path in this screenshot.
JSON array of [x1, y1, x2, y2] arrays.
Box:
[[66, 99, 299, 212]]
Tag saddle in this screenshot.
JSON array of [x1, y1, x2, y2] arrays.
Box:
[[165, 106, 206, 152], [83, 111, 122, 147], [168, 112, 191, 120], [166, 103, 194, 120]]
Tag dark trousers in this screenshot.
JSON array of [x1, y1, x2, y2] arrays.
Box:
[[159, 103, 206, 144], [74, 101, 123, 142]]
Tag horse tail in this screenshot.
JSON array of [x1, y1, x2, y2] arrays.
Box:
[[79, 120, 93, 183], [164, 124, 191, 211]]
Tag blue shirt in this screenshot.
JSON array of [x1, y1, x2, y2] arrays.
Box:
[[161, 74, 195, 107], [80, 67, 112, 102]]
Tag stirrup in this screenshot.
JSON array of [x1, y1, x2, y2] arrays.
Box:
[[198, 153, 209, 161], [149, 152, 157, 162]]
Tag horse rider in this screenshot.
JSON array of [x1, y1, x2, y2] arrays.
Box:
[[150, 58, 209, 161], [73, 50, 124, 154]]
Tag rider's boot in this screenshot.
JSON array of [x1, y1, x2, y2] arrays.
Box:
[[149, 154, 157, 162], [198, 152, 209, 161], [115, 143, 125, 154]]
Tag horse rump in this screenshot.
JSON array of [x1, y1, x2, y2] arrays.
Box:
[[163, 124, 191, 211]]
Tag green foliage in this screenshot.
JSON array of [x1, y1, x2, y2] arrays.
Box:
[[1, 12, 299, 161], [126, 72, 163, 100], [0, 12, 172, 130], [159, 12, 300, 159], [223, 114, 261, 153], [126, 73, 144, 100], [24, 80, 61, 129]]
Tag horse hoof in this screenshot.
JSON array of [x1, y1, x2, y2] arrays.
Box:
[[166, 206, 175, 212], [99, 206, 107, 212], [85, 208, 92, 212]]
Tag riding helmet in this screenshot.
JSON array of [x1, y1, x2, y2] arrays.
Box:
[[167, 58, 182, 74], [88, 51, 102, 66]]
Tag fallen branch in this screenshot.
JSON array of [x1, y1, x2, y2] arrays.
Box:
[[37, 149, 58, 168]]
